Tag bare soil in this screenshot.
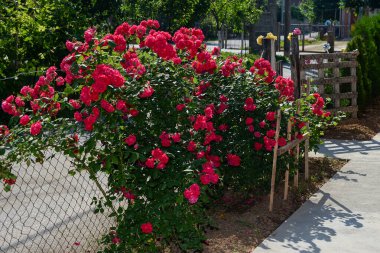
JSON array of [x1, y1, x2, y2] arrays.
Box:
[[324, 98, 380, 140], [203, 157, 348, 253]]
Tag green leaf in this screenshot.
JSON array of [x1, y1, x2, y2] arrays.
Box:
[[129, 152, 139, 163], [0, 147, 5, 156], [63, 84, 74, 95]]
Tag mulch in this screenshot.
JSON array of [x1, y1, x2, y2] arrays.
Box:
[[324, 98, 380, 140]]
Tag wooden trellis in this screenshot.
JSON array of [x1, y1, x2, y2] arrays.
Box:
[[269, 100, 310, 212], [298, 51, 359, 118]]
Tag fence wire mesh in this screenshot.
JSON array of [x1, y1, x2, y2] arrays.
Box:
[[0, 151, 114, 253]]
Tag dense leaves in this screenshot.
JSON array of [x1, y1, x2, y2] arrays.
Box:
[[346, 13, 380, 107]]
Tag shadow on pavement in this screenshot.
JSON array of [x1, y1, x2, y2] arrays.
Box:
[[260, 190, 363, 253]]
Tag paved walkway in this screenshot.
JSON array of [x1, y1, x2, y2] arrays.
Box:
[[253, 133, 380, 253]]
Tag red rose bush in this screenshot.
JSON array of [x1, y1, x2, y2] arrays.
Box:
[[0, 20, 338, 252]]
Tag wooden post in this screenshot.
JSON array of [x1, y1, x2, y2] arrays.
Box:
[[351, 61, 358, 118], [294, 100, 300, 188], [291, 35, 300, 99], [304, 79, 310, 180], [269, 109, 282, 212], [263, 38, 276, 70], [305, 122, 310, 180], [327, 31, 335, 53], [241, 22, 244, 56], [284, 120, 292, 200], [277, 22, 281, 51], [302, 34, 305, 52], [334, 57, 341, 109], [276, 61, 283, 77], [318, 62, 325, 94]]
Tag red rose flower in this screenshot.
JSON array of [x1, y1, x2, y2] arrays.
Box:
[[19, 115, 30, 126], [227, 154, 241, 167], [278, 137, 287, 147], [3, 178, 16, 185], [171, 133, 181, 143], [69, 99, 81, 109], [101, 99, 115, 113], [254, 142, 263, 151], [74, 112, 83, 122], [176, 104, 186, 111], [112, 237, 121, 244], [30, 121, 42, 136], [145, 158, 155, 168], [184, 183, 201, 204], [266, 130, 276, 138], [141, 222, 153, 234], [266, 111, 276, 121], [139, 86, 155, 98], [124, 134, 136, 146], [245, 117, 254, 125]]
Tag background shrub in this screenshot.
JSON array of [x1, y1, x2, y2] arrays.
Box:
[[347, 14, 380, 107]]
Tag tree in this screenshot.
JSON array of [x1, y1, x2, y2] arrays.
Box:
[[0, 0, 95, 78], [339, 0, 380, 13], [208, 0, 263, 31], [300, 0, 316, 24], [313, 0, 340, 22]]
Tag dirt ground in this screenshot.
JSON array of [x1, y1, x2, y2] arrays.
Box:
[[203, 157, 348, 253], [324, 98, 380, 140]]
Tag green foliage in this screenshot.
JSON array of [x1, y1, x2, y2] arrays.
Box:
[[291, 5, 305, 22], [339, 0, 380, 10], [346, 13, 380, 107], [208, 0, 264, 31], [299, 0, 316, 23]]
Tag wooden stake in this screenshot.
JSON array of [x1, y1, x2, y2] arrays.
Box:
[[304, 79, 310, 180], [284, 120, 292, 200], [269, 109, 282, 212], [294, 101, 300, 188], [305, 122, 310, 180]]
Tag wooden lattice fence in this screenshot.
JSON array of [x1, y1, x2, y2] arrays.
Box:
[[298, 51, 359, 118]]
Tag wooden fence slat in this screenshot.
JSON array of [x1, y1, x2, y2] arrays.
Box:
[[351, 65, 358, 118], [304, 76, 357, 85], [327, 105, 358, 113], [333, 58, 341, 109], [305, 122, 310, 180], [291, 35, 301, 99], [294, 101, 300, 188], [278, 133, 310, 156], [301, 61, 357, 69], [321, 92, 358, 99], [300, 51, 359, 60], [269, 109, 282, 212], [284, 120, 292, 201]]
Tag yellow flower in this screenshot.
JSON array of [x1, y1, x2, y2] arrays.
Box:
[[256, 35, 264, 45], [287, 33, 292, 41], [266, 32, 277, 40]]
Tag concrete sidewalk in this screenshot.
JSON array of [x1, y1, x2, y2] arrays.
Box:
[[253, 133, 380, 253]]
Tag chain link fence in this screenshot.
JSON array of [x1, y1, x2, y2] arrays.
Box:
[[0, 151, 114, 253]]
